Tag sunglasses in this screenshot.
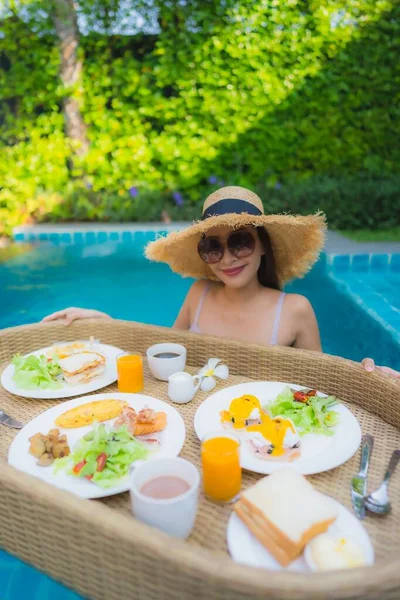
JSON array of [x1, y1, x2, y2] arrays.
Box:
[[197, 230, 256, 264]]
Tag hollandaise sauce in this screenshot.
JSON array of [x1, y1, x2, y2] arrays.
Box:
[[247, 415, 298, 457], [220, 395, 261, 429]]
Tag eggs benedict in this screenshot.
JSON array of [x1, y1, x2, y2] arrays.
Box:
[[244, 412, 301, 460], [220, 394, 262, 430]]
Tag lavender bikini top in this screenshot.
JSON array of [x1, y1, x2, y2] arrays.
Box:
[[189, 283, 286, 345]]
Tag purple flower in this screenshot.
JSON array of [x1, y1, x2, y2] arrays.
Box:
[[85, 181, 93, 189], [218, 179, 225, 186], [275, 182, 282, 189], [208, 175, 218, 184], [129, 186, 139, 197], [172, 191, 184, 206]]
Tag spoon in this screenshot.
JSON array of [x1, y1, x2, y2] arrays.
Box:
[[364, 449, 400, 515]]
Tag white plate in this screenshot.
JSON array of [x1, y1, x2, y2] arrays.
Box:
[[8, 392, 186, 499], [1, 343, 124, 399], [194, 381, 361, 475], [227, 498, 374, 572]]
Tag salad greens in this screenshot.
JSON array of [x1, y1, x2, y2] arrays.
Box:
[[265, 387, 340, 436], [12, 353, 62, 389], [54, 423, 150, 488]]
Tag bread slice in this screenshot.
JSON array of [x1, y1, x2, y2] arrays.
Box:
[[234, 468, 337, 566], [59, 352, 105, 375], [58, 352, 105, 385], [63, 364, 105, 385]]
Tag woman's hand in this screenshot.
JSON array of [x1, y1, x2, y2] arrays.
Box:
[[362, 357, 400, 379], [42, 307, 112, 326]]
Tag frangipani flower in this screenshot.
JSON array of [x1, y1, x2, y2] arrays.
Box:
[[198, 358, 229, 392]]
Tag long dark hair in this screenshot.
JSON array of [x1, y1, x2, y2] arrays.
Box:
[[256, 227, 280, 290]]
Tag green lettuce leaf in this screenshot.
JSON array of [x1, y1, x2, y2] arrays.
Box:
[[12, 353, 62, 389], [264, 387, 340, 436], [54, 423, 151, 488]]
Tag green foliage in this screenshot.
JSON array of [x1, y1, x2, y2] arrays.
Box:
[[0, 0, 399, 234], [256, 175, 400, 231], [339, 227, 400, 242], [46, 185, 201, 223], [30, 174, 400, 234]]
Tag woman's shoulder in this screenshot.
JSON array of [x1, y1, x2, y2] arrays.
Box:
[[174, 280, 214, 330], [188, 279, 219, 297], [283, 292, 315, 316], [185, 279, 216, 308], [189, 279, 210, 293], [187, 279, 208, 299]]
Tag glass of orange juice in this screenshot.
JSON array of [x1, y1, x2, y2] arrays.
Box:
[[201, 430, 241, 504], [117, 353, 143, 393]]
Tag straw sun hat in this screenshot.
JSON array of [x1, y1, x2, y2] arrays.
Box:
[[145, 186, 327, 285]]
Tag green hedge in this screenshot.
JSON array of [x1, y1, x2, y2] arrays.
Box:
[[1, 1, 399, 234], [257, 176, 400, 231], [42, 174, 399, 232]]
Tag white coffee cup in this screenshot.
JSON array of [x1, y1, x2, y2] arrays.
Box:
[[130, 457, 200, 539], [146, 343, 187, 381], [168, 372, 201, 404]]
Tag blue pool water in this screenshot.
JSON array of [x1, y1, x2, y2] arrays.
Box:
[[0, 242, 191, 329], [1, 240, 399, 600], [327, 255, 400, 344], [1, 242, 399, 366], [0, 550, 81, 600]]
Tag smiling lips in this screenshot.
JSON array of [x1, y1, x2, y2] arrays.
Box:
[[221, 265, 246, 277]]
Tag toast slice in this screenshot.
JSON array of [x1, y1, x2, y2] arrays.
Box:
[[234, 468, 337, 566]]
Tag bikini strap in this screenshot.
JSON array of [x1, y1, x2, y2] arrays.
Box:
[[191, 282, 211, 329], [270, 292, 286, 345]]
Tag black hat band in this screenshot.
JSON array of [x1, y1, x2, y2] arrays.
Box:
[[202, 198, 263, 220]]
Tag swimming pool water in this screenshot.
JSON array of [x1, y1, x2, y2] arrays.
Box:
[[1, 240, 399, 600], [328, 269, 400, 344], [1, 241, 399, 367], [0, 242, 192, 329], [0, 550, 81, 600]]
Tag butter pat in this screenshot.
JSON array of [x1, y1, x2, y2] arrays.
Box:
[[308, 534, 367, 571]]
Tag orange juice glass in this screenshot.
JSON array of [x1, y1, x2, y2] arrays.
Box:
[[117, 354, 143, 393], [201, 431, 241, 503]]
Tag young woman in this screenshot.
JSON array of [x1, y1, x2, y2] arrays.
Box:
[[44, 187, 324, 350], [170, 225, 321, 349], [42, 186, 399, 377]]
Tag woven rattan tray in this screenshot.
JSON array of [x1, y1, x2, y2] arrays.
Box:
[[0, 320, 399, 600]]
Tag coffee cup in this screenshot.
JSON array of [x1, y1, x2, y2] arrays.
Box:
[[130, 457, 200, 539], [168, 372, 201, 404], [146, 343, 187, 381]]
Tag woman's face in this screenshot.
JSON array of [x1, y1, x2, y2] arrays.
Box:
[[202, 226, 263, 289]]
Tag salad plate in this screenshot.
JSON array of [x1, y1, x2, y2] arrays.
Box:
[[1, 341, 124, 399], [8, 392, 186, 499], [193, 381, 361, 475]]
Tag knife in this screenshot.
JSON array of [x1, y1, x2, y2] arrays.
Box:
[[351, 434, 374, 519], [0, 410, 23, 429]]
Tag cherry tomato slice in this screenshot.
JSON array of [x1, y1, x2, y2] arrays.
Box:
[[96, 453, 107, 472], [73, 460, 86, 474], [293, 391, 308, 403]]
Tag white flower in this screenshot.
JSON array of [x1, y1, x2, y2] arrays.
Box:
[[198, 358, 229, 392]]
